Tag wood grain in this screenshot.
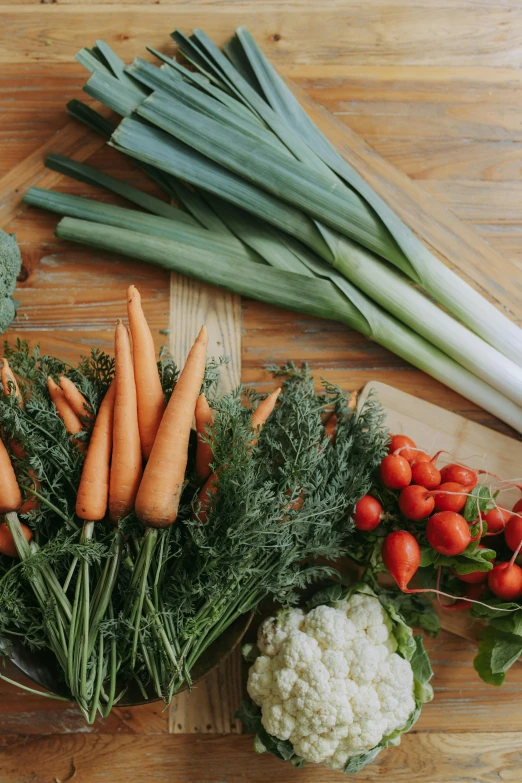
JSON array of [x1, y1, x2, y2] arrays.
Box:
[[2, 3, 522, 778], [169, 275, 241, 395], [1, 731, 522, 782], [2, 4, 522, 68], [0, 116, 107, 228]]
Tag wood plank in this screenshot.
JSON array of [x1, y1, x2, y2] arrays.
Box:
[[168, 275, 241, 395], [2, 5, 522, 68], [1, 731, 522, 782], [0, 116, 108, 228], [169, 649, 242, 734], [420, 180, 522, 223]]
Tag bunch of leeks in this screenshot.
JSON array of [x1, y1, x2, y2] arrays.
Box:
[[23, 28, 522, 433]]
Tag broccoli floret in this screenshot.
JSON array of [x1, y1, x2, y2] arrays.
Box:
[[0, 230, 22, 333]]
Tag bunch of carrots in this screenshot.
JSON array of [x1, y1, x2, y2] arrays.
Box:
[[0, 285, 285, 712]]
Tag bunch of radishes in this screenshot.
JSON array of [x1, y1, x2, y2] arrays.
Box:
[[352, 434, 522, 604]]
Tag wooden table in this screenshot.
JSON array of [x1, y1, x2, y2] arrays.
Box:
[[1, 2, 522, 781]]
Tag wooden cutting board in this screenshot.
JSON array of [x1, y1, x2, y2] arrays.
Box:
[[359, 380, 522, 643]]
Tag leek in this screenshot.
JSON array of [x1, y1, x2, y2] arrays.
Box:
[[55, 217, 522, 435], [22, 30, 522, 434], [179, 27, 522, 368]]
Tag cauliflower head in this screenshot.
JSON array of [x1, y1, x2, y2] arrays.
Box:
[[245, 585, 432, 773]]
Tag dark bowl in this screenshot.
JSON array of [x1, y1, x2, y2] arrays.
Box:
[[0, 611, 253, 707]]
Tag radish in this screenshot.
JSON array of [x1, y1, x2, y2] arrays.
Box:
[[352, 495, 382, 531], [411, 451, 431, 464], [454, 546, 492, 584], [445, 582, 486, 611], [426, 511, 471, 556], [399, 484, 435, 520], [484, 506, 511, 534], [411, 459, 441, 490], [440, 463, 478, 488], [431, 481, 467, 513], [513, 498, 522, 514], [488, 562, 522, 601], [381, 530, 420, 590], [380, 454, 412, 490], [388, 433, 415, 456], [505, 514, 522, 553]]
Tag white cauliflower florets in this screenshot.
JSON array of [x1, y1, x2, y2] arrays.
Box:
[[247, 593, 416, 770]]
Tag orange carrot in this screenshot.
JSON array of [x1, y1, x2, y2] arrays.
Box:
[[127, 285, 166, 459], [0, 521, 32, 558], [76, 379, 116, 521], [136, 325, 208, 528], [195, 387, 281, 523], [324, 413, 337, 442], [59, 376, 93, 420], [47, 377, 84, 438], [1, 360, 38, 512], [195, 472, 219, 524], [0, 438, 22, 514], [109, 322, 143, 522], [1, 359, 22, 406], [195, 392, 214, 482]]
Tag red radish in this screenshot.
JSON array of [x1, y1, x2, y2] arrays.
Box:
[[380, 454, 412, 490], [440, 463, 478, 488], [484, 506, 511, 534], [431, 482, 467, 513], [505, 514, 522, 553], [445, 582, 486, 611], [382, 530, 421, 590], [399, 485, 435, 520], [352, 495, 382, 531], [411, 451, 431, 465], [427, 511, 471, 556], [388, 434, 421, 464], [454, 546, 493, 584], [388, 434, 415, 454], [488, 562, 522, 601], [411, 460, 441, 490], [513, 498, 522, 514]]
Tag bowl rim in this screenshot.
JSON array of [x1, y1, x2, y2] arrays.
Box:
[[0, 610, 254, 707]]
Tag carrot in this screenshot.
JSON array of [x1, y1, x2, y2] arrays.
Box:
[[0, 438, 22, 514], [127, 285, 166, 459], [324, 413, 337, 442], [109, 322, 143, 522], [1, 358, 22, 405], [195, 386, 280, 524], [59, 376, 93, 420], [0, 521, 32, 558], [195, 472, 219, 525], [251, 389, 281, 438], [1, 360, 39, 512], [76, 380, 116, 521], [47, 377, 84, 438], [195, 392, 214, 482], [136, 325, 208, 528]]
